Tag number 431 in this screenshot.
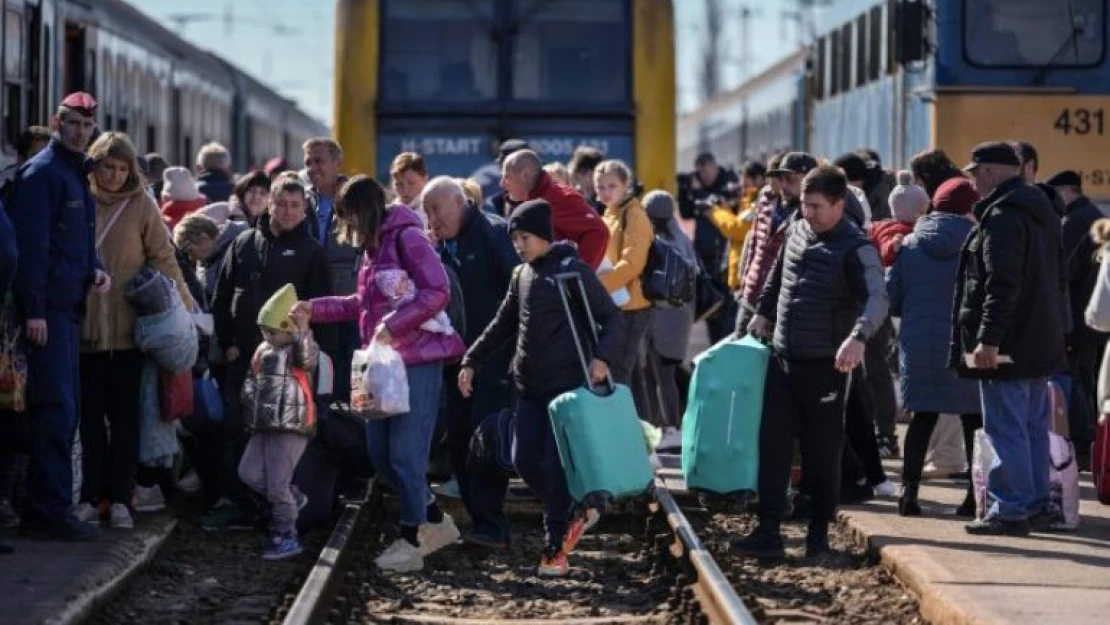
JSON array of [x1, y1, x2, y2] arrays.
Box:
[[1055, 108, 1105, 136]]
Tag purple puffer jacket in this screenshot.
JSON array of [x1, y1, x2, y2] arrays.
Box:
[[310, 205, 465, 367]]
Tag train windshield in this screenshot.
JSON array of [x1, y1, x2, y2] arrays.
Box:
[[964, 0, 1106, 67]]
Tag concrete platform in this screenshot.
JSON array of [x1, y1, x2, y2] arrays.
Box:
[[0, 514, 176, 625]]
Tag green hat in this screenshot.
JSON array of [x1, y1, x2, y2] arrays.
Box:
[[257, 284, 299, 332]]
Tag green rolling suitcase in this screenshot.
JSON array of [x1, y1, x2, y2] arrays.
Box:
[[681, 336, 770, 495]]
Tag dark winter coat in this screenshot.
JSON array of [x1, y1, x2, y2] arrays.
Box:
[[438, 202, 520, 385], [949, 177, 1068, 380], [887, 213, 980, 414], [211, 214, 332, 357], [7, 139, 100, 318], [462, 242, 624, 399], [740, 195, 798, 311], [195, 169, 234, 203], [306, 177, 362, 297], [201, 221, 249, 305], [679, 168, 740, 283], [0, 205, 16, 291], [1061, 195, 1106, 348]]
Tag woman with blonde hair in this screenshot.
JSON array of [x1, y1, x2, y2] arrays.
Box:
[[75, 132, 194, 530], [543, 162, 572, 186]]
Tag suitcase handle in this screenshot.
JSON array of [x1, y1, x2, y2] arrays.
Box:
[[554, 271, 614, 396]]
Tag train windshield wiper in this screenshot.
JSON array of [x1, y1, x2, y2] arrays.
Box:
[[1030, 2, 1084, 85]]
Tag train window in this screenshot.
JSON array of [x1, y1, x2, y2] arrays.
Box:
[[5, 10, 22, 80], [829, 29, 841, 97], [380, 0, 497, 102], [965, 0, 1105, 67], [869, 6, 883, 81], [840, 24, 852, 93], [510, 0, 630, 104], [887, 0, 898, 75], [815, 36, 827, 100], [4, 84, 21, 153], [856, 14, 867, 87]]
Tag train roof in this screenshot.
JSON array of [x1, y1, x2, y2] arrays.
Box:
[[679, 49, 808, 129]]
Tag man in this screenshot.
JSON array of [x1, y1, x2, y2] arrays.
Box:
[[737, 165, 888, 559], [834, 152, 890, 222], [145, 152, 168, 200], [734, 152, 816, 336], [0, 126, 50, 197], [1012, 141, 1039, 184], [952, 142, 1067, 536], [0, 199, 15, 554], [195, 142, 235, 202], [209, 176, 332, 530], [484, 139, 530, 217], [1047, 169, 1106, 462], [7, 93, 110, 541], [703, 161, 767, 292], [568, 145, 605, 212], [500, 149, 609, 269], [423, 176, 519, 547]]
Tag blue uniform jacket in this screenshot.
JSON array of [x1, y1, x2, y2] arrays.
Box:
[[7, 139, 100, 319], [0, 203, 16, 291]]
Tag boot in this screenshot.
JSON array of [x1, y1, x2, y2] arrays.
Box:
[[955, 486, 976, 518], [898, 482, 921, 516]]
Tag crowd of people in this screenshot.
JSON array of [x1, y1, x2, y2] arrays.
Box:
[[1, 90, 1107, 580]]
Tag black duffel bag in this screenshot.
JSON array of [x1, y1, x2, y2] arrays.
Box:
[[467, 408, 517, 481]]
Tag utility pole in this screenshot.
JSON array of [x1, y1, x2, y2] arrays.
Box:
[[699, 0, 723, 103]]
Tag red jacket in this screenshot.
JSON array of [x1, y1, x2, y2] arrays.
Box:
[[867, 219, 915, 267], [528, 172, 609, 270], [161, 197, 208, 230]]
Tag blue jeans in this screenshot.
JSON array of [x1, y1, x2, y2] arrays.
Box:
[[365, 361, 443, 527], [980, 378, 1051, 521]]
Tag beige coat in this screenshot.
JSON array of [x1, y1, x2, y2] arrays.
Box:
[[600, 197, 653, 312], [82, 189, 193, 352]]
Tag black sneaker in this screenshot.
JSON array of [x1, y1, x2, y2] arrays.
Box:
[[804, 528, 832, 559], [21, 515, 100, 541], [1028, 507, 1062, 532], [464, 532, 509, 550], [732, 524, 785, 559], [965, 517, 1030, 537], [840, 481, 874, 505]]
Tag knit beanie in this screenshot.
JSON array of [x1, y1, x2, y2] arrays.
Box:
[[257, 284, 300, 332], [932, 177, 980, 216], [508, 199, 554, 242], [162, 167, 204, 202], [888, 170, 930, 225], [642, 190, 677, 221]]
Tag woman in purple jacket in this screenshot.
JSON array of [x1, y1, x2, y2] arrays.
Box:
[[294, 175, 465, 573]]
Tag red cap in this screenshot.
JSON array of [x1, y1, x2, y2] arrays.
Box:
[[932, 177, 980, 216], [60, 92, 98, 114]]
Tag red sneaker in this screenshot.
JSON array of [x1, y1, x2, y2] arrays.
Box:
[[538, 547, 569, 577], [562, 508, 599, 554]]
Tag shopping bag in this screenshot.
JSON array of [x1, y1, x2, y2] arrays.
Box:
[[159, 368, 194, 422], [192, 375, 223, 425], [350, 342, 409, 419]]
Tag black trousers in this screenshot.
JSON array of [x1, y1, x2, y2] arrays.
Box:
[[758, 356, 849, 526], [610, 309, 654, 423], [844, 372, 888, 486], [902, 412, 983, 484], [864, 318, 898, 439], [79, 349, 144, 505]]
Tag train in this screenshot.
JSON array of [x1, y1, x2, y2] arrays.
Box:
[[334, 0, 676, 194], [0, 0, 327, 172], [679, 0, 1110, 203]]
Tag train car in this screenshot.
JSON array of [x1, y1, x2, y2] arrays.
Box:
[[0, 0, 325, 172], [334, 0, 676, 193]]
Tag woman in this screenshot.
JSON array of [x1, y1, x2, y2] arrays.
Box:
[[909, 149, 966, 201], [888, 176, 983, 517], [595, 160, 655, 423], [643, 190, 694, 451], [231, 170, 271, 227], [76, 132, 195, 529], [294, 176, 464, 572]]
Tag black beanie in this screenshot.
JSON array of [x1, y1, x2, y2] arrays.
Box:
[[508, 199, 554, 242]]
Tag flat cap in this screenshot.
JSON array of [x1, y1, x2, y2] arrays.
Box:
[[963, 141, 1020, 171]]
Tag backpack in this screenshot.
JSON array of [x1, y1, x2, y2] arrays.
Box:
[[641, 236, 697, 306]]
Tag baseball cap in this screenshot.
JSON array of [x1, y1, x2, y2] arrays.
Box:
[[60, 92, 98, 115], [963, 142, 1021, 171], [768, 152, 818, 176], [497, 138, 530, 164]]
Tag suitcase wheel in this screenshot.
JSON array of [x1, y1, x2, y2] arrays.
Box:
[[583, 491, 613, 512]]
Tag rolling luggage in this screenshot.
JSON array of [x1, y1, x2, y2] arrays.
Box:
[[547, 272, 654, 509], [680, 336, 769, 495]]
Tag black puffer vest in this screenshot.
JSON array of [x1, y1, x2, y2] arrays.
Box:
[[774, 218, 869, 359]]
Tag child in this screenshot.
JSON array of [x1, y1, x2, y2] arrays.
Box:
[[868, 170, 930, 267], [458, 199, 624, 577], [239, 283, 318, 560]]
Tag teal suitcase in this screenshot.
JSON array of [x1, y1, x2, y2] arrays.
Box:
[[681, 336, 770, 495], [547, 273, 655, 508]]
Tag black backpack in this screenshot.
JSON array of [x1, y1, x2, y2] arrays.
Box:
[[641, 235, 697, 306]]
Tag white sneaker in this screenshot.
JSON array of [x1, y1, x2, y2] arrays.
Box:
[[74, 502, 100, 525], [134, 485, 166, 513], [432, 477, 461, 499], [375, 538, 424, 572], [656, 427, 682, 452], [417, 513, 461, 556], [109, 503, 134, 529], [176, 470, 202, 495], [874, 480, 898, 498]]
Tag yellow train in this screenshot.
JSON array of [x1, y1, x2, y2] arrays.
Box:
[[335, 0, 676, 194]]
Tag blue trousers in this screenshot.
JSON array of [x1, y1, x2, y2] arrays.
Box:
[[980, 378, 1051, 521], [365, 361, 443, 528], [513, 393, 572, 549], [24, 311, 81, 521]]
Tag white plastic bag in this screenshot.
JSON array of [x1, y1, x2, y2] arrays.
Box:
[[1048, 432, 1081, 530], [350, 342, 409, 419], [972, 428, 997, 520], [597, 257, 630, 307]]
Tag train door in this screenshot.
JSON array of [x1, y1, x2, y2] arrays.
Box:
[[61, 19, 88, 95]]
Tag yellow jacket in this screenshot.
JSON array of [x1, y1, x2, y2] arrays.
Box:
[[600, 197, 653, 311], [707, 187, 759, 291]]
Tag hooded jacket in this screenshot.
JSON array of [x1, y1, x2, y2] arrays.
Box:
[[196, 169, 234, 203], [949, 177, 1068, 379], [740, 192, 798, 311], [867, 219, 916, 267], [212, 214, 332, 357], [242, 332, 319, 435], [527, 172, 609, 270], [887, 212, 980, 414], [310, 205, 465, 367], [462, 242, 624, 399]]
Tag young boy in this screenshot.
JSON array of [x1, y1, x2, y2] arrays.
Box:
[[239, 283, 318, 560], [458, 199, 624, 577], [867, 171, 930, 267]]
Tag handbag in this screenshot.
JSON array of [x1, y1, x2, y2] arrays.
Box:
[[0, 294, 26, 413], [192, 375, 223, 425], [159, 367, 194, 422]]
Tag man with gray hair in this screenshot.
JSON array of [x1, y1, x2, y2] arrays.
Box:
[[423, 175, 519, 548], [196, 142, 234, 202], [500, 149, 609, 269]]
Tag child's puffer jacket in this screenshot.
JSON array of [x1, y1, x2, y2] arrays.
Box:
[[242, 333, 319, 435]]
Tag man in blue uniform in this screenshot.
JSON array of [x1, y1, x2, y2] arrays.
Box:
[[9, 92, 112, 540]]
